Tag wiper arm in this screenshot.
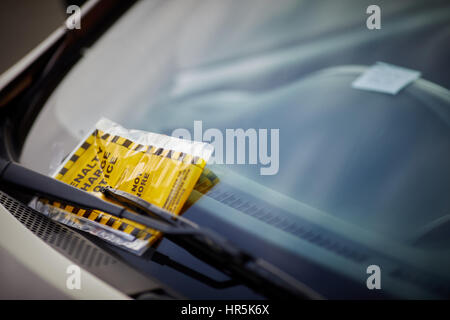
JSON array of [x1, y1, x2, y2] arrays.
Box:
[[0, 159, 190, 235], [144, 248, 239, 290], [0, 159, 321, 299]]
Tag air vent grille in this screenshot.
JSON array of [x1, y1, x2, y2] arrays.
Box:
[[0, 191, 116, 268], [207, 186, 368, 263]]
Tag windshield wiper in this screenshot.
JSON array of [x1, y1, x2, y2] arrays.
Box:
[[0, 158, 321, 299]]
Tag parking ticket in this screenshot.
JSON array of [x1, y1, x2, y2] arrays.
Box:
[[36, 118, 214, 254]]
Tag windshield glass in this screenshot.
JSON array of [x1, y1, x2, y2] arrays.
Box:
[[21, 0, 450, 298]]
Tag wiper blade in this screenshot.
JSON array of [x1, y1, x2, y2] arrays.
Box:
[[0, 159, 321, 299]]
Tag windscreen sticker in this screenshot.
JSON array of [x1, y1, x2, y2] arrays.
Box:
[[352, 62, 421, 95]]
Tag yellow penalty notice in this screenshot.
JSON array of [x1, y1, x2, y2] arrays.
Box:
[[37, 118, 214, 254]]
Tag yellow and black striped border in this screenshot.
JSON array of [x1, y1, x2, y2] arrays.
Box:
[[50, 200, 153, 241], [57, 129, 207, 179]]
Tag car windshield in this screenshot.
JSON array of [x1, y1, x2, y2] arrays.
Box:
[[21, 0, 450, 298]]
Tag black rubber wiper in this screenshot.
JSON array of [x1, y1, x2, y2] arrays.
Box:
[[0, 158, 321, 299]]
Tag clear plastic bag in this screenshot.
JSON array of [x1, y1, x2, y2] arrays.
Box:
[[34, 118, 213, 255]]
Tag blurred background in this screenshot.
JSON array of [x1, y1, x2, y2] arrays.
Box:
[[0, 0, 70, 74]]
